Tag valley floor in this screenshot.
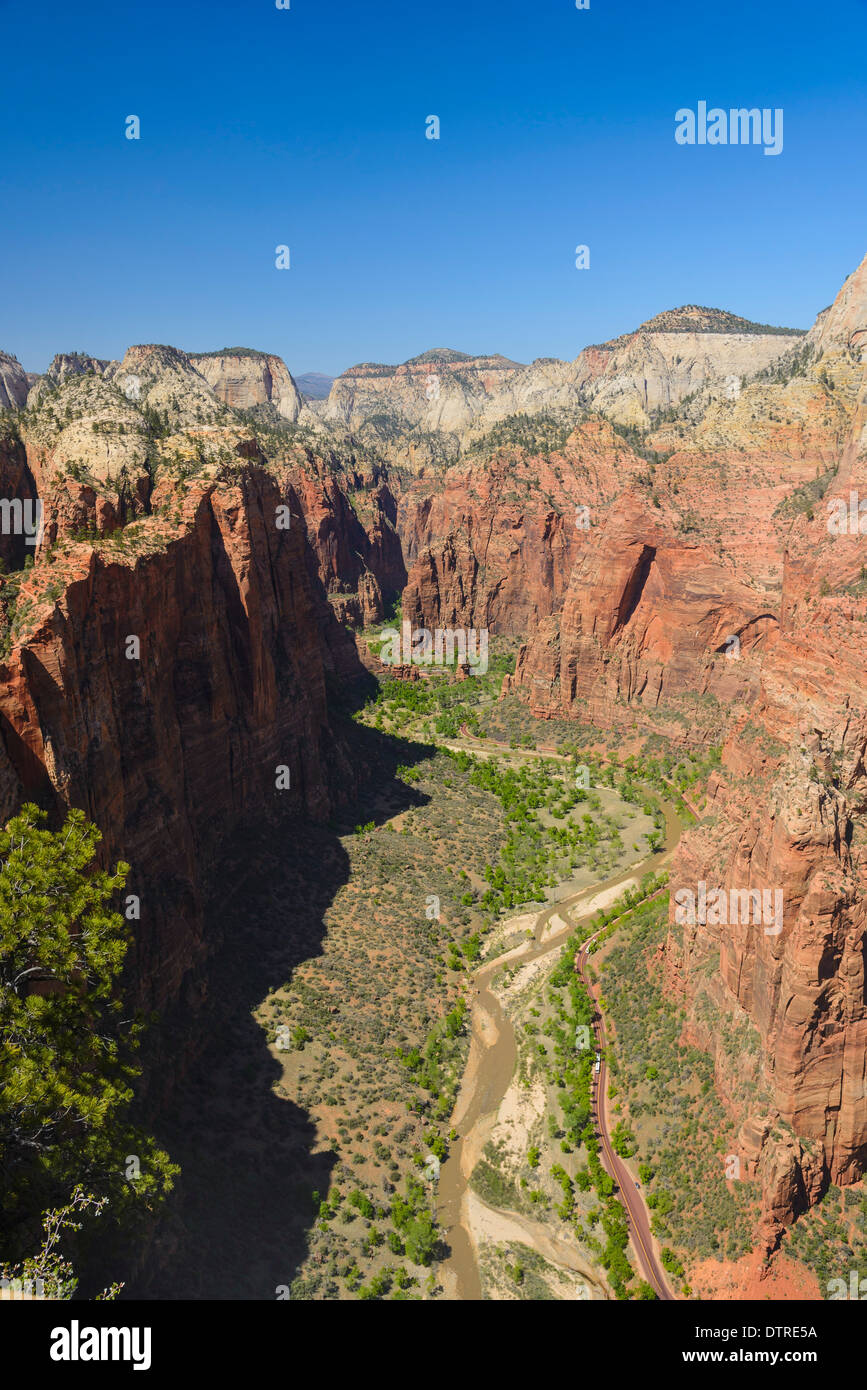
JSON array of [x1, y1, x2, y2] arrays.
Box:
[[138, 654, 867, 1301]]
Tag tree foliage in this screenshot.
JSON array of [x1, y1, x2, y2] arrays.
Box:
[[0, 804, 176, 1265]]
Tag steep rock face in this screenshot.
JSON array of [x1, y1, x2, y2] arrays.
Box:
[[0, 430, 40, 571], [190, 350, 305, 422], [320, 349, 526, 470], [103, 344, 228, 429], [364, 313, 808, 633], [40, 353, 108, 388], [22, 371, 153, 537], [322, 349, 522, 436], [318, 314, 802, 469], [574, 307, 805, 428], [807, 256, 867, 358], [0, 468, 363, 1028], [500, 272, 865, 740], [400, 357, 835, 662], [287, 456, 405, 626], [0, 340, 399, 1041], [662, 260, 867, 1229], [483, 312, 802, 432], [19, 343, 233, 535], [0, 342, 404, 1086], [0, 351, 31, 410], [399, 419, 649, 636], [506, 492, 777, 740], [13, 343, 400, 627]]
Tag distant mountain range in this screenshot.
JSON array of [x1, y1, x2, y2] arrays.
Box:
[[294, 372, 335, 400]]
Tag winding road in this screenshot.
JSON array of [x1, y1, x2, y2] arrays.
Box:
[[576, 921, 675, 1300], [437, 728, 682, 1301]]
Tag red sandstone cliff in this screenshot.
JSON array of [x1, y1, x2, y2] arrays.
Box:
[[661, 261, 867, 1233], [0, 468, 364, 1026], [504, 492, 777, 741], [0, 340, 407, 1050], [399, 418, 650, 636]]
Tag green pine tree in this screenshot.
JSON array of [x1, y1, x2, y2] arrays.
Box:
[[0, 803, 177, 1265]]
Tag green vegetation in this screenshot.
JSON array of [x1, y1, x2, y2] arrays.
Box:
[[752, 340, 816, 386], [396, 999, 467, 1114], [598, 894, 757, 1279], [773, 466, 838, 521], [0, 805, 176, 1288], [357, 651, 516, 740], [447, 748, 632, 915], [0, 1187, 124, 1301], [534, 925, 638, 1297], [609, 419, 674, 467], [786, 1184, 867, 1295], [465, 408, 586, 459]]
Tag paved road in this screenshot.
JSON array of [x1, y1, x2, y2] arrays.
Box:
[[576, 926, 676, 1301]]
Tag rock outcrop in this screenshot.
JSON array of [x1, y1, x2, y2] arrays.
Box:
[[0, 467, 364, 1035], [190, 349, 305, 422], [288, 454, 405, 626], [317, 313, 803, 469], [0, 350, 405, 1055], [574, 308, 805, 429], [0, 351, 31, 410], [661, 255, 867, 1229], [399, 417, 650, 636], [505, 492, 777, 741], [322, 348, 522, 430]]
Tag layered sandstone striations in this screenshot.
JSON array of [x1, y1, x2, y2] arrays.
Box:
[[286, 453, 405, 626], [0, 349, 407, 1053], [189, 349, 306, 422], [572, 306, 805, 429], [505, 302, 854, 733], [505, 491, 777, 741], [400, 418, 652, 636], [6, 343, 401, 623], [379, 312, 809, 665]]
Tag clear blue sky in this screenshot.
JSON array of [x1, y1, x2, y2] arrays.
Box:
[[1, 0, 865, 376]]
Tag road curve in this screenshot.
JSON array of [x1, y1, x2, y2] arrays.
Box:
[[439, 726, 680, 1301]]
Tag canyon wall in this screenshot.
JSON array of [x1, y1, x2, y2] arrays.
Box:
[[190, 350, 306, 423], [661, 260, 867, 1233], [0, 468, 364, 1029], [504, 492, 777, 742], [399, 419, 648, 637], [0, 352, 405, 1059], [317, 310, 803, 471], [0, 259, 862, 1237], [0, 351, 31, 410]]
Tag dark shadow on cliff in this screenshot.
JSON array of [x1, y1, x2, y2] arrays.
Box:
[[125, 713, 433, 1300]]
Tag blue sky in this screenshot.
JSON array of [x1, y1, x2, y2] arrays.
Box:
[[1, 0, 865, 376]]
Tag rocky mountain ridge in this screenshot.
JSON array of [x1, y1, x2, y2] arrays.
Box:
[[314, 309, 805, 468]]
